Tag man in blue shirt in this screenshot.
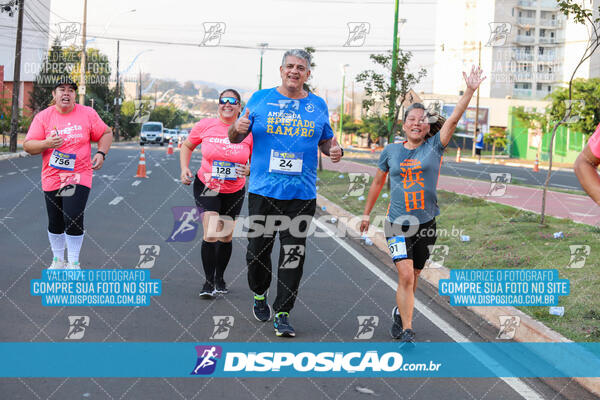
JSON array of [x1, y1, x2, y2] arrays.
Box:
[[475, 128, 484, 164], [229, 49, 343, 337]]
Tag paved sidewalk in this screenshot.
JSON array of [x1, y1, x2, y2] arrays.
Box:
[[321, 158, 600, 226]]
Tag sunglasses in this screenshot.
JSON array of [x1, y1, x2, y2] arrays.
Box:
[[219, 97, 240, 105]]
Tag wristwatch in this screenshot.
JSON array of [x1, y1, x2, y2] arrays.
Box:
[[96, 151, 106, 160], [340, 148, 344, 157]]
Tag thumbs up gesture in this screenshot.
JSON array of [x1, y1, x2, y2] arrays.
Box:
[[234, 108, 251, 135]]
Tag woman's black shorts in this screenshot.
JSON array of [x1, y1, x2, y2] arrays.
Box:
[[193, 175, 245, 218], [384, 218, 437, 270]]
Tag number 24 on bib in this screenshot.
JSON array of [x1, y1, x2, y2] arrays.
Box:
[[268, 150, 303, 175]]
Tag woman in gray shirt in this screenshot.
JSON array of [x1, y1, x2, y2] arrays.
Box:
[[360, 66, 485, 344]]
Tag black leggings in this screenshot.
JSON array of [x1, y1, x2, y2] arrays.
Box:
[[44, 185, 90, 235]]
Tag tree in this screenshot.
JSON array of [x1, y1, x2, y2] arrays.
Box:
[[356, 50, 426, 144], [361, 115, 389, 145], [540, 1, 600, 224], [149, 104, 193, 129], [303, 46, 316, 93], [484, 127, 508, 162], [546, 78, 600, 135]]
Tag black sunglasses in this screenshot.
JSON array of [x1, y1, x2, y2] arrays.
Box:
[[219, 97, 240, 105]]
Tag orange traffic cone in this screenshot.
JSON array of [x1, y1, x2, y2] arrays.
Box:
[[456, 147, 461, 163], [135, 147, 148, 178], [167, 138, 174, 155], [533, 153, 540, 172], [177, 135, 182, 149]]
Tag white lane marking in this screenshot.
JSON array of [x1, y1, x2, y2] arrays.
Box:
[[154, 163, 160, 167], [146, 170, 152, 175], [108, 196, 123, 205], [571, 212, 598, 217], [568, 197, 588, 202], [131, 181, 141, 186], [313, 219, 543, 400], [552, 184, 579, 189], [7, 172, 16, 175], [20, 168, 28, 172]]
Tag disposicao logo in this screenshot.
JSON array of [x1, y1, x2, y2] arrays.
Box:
[[191, 345, 222, 375]]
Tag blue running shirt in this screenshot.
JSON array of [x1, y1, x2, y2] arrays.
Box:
[[244, 88, 334, 200]]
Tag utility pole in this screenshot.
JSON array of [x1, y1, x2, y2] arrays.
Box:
[[472, 40, 481, 157], [339, 64, 348, 145], [78, 0, 88, 105], [114, 40, 120, 141], [387, 0, 400, 145], [258, 43, 268, 90], [9, 0, 24, 153]]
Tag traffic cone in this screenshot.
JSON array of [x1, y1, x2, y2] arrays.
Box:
[[456, 147, 461, 163], [177, 135, 182, 149], [135, 147, 148, 178], [533, 153, 540, 172], [167, 138, 174, 155]]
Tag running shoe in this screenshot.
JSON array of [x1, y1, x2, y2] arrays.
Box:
[[65, 261, 80, 270], [274, 312, 295, 337], [215, 278, 228, 294], [48, 257, 64, 270], [398, 328, 416, 346], [199, 281, 215, 299], [252, 294, 271, 322], [390, 306, 403, 339]]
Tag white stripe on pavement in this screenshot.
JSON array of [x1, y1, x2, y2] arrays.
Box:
[[146, 170, 152, 175], [313, 219, 543, 400], [108, 196, 123, 205], [132, 180, 141, 186]]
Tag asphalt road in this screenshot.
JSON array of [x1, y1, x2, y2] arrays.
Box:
[[343, 151, 585, 192], [0, 144, 593, 399]]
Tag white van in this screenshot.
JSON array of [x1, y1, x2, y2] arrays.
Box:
[[140, 122, 165, 146]]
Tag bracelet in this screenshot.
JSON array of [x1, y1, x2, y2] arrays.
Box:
[[96, 151, 106, 160], [340, 148, 344, 157]]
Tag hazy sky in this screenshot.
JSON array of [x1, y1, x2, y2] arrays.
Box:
[[48, 0, 440, 99]]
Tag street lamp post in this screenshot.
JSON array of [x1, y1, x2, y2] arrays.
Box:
[[258, 43, 268, 90], [339, 64, 349, 145], [79, 0, 88, 105]]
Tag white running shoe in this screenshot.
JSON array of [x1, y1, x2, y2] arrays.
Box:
[[48, 257, 64, 270], [65, 261, 81, 270]]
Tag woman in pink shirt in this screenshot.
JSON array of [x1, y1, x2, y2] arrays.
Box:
[[575, 123, 600, 205], [23, 77, 113, 270], [180, 89, 252, 298]]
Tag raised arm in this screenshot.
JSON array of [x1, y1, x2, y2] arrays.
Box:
[[228, 108, 251, 144], [439, 66, 486, 147], [574, 145, 600, 206]]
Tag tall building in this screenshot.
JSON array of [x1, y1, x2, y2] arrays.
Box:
[[429, 0, 599, 100]]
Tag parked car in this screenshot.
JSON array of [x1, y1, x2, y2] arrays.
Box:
[[140, 122, 165, 146], [163, 129, 178, 143], [178, 129, 188, 141]]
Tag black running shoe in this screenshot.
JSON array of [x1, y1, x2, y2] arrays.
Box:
[[215, 278, 228, 294], [252, 294, 271, 322], [390, 306, 403, 339], [199, 281, 215, 299], [399, 328, 416, 347], [274, 312, 296, 337]]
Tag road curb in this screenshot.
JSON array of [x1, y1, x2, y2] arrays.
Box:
[[316, 193, 600, 396], [0, 151, 29, 161]]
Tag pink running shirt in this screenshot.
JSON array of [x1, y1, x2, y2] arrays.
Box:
[[588, 123, 600, 159], [25, 104, 108, 191], [188, 118, 253, 193]]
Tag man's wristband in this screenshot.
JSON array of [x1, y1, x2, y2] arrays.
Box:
[[96, 151, 106, 160], [340, 148, 344, 157]]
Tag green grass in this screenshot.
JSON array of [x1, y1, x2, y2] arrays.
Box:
[[317, 169, 600, 342]]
